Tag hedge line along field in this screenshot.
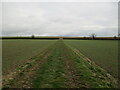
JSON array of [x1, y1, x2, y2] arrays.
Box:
[[64, 40, 118, 78], [2, 40, 57, 75], [2, 40, 117, 88]]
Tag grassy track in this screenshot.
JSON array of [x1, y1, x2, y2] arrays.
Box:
[[64, 40, 118, 78], [3, 40, 118, 88], [33, 41, 66, 88], [2, 40, 56, 75]]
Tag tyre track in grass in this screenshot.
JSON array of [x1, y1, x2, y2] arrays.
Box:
[[3, 41, 57, 88], [64, 42, 118, 88], [32, 40, 88, 88], [32, 40, 66, 88], [61, 41, 88, 88]]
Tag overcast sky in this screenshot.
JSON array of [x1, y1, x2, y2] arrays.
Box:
[[2, 2, 118, 37]]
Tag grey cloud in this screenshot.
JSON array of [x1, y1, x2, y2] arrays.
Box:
[[2, 2, 118, 37]]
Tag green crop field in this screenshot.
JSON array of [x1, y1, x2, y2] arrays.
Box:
[[64, 40, 118, 78], [2, 40, 56, 75], [2, 39, 118, 88]]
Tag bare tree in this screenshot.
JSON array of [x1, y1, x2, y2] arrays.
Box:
[[114, 35, 117, 40], [118, 33, 120, 37], [32, 35, 35, 38], [84, 36, 86, 39], [90, 33, 96, 40]]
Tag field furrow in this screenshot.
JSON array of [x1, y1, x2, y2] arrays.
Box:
[[61, 42, 87, 88]]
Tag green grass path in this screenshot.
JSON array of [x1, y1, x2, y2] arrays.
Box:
[[33, 41, 66, 88]]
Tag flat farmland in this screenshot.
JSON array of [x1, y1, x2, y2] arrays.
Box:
[[64, 40, 118, 78], [2, 40, 56, 75], [2, 40, 117, 88]]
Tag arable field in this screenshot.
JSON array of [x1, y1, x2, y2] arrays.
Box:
[[64, 40, 118, 78], [2, 39, 118, 88], [2, 40, 57, 75]]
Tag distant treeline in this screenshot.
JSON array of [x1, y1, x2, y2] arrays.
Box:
[[1, 36, 120, 40], [63, 37, 120, 40]]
